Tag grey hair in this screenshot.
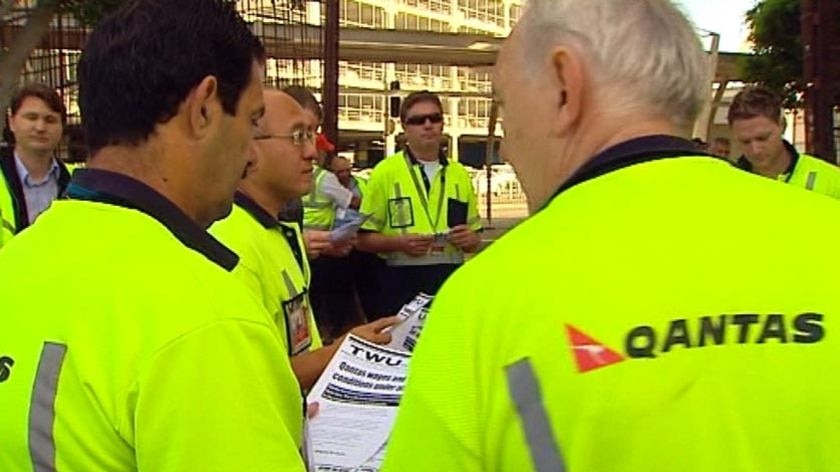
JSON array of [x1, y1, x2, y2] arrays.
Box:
[[518, 0, 709, 130]]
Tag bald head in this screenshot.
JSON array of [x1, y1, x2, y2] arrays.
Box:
[[260, 90, 307, 131], [242, 89, 317, 210]]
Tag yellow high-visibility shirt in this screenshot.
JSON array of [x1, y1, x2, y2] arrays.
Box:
[[0, 169, 306, 472], [384, 136, 840, 472]]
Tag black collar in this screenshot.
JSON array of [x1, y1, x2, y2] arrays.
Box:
[[780, 140, 801, 180], [235, 191, 306, 274], [549, 135, 712, 203], [405, 146, 448, 167], [0, 151, 71, 230], [66, 169, 238, 271], [234, 191, 278, 229]]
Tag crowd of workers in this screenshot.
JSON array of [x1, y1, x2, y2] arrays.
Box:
[[2, 0, 840, 470]]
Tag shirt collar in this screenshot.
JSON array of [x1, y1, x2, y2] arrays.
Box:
[[548, 135, 711, 203], [405, 146, 448, 167], [14, 153, 61, 187], [778, 140, 800, 180], [66, 168, 239, 271], [234, 191, 279, 229], [235, 191, 306, 274]]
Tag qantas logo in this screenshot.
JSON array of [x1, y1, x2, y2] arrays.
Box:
[[565, 325, 625, 373], [566, 313, 825, 374]]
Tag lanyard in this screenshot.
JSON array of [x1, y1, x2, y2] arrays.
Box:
[[404, 153, 446, 232], [279, 224, 307, 279]]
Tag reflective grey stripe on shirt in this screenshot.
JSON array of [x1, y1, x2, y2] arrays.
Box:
[[29, 342, 67, 472], [806, 171, 817, 190], [282, 270, 299, 297], [1, 216, 14, 234], [393, 182, 407, 235], [505, 358, 566, 472]]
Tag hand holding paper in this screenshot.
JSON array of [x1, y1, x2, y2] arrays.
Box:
[[329, 212, 371, 244]]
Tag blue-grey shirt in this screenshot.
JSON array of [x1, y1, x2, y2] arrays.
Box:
[[334, 177, 364, 228], [14, 154, 61, 224]]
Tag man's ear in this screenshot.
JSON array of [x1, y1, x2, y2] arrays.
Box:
[[243, 144, 260, 179], [780, 116, 788, 135], [550, 47, 585, 137], [7, 112, 16, 134], [187, 75, 220, 139]]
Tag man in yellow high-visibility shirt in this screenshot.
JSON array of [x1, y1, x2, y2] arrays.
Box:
[[730, 86, 840, 199], [0, 83, 72, 249], [383, 1, 840, 471], [0, 1, 306, 471], [357, 91, 482, 318], [210, 90, 398, 390]]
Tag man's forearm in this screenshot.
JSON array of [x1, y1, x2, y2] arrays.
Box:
[[291, 342, 340, 391], [357, 232, 403, 253]]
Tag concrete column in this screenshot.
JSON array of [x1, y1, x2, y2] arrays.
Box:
[[448, 96, 461, 162], [384, 63, 398, 157], [450, 0, 461, 31], [306, 1, 321, 26], [354, 140, 369, 167]]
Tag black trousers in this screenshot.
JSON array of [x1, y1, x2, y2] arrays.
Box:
[[371, 263, 460, 319], [309, 255, 364, 341], [351, 250, 384, 320]]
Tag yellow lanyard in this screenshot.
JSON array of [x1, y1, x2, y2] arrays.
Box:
[[404, 153, 446, 232]]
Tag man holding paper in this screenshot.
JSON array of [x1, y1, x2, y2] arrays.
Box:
[[357, 90, 482, 318], [210, 90, 397, 390], [384, 0, 840, 471]]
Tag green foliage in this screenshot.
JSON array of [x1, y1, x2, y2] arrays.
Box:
[[741, 0, 803, 108], [60, 0, 125, 27]]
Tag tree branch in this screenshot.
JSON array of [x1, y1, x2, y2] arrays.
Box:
[[0, 0, 61, 117]]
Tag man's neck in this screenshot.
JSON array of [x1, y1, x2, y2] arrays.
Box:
[[15, 148, 54, 181], [239, 181, 283, 218], [87, 144, 217, 226], [753, 148, 792, 179], [409, 145, 439, 163], [530, 116, 680, 212]]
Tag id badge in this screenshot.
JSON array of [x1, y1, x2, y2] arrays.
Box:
[[282, 291, 313, 356], [430, 233, 448, 253], [388, 197, 414, 229]]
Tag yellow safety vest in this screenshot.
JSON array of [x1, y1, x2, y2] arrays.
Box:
[[383, 137, 840, 472], [360, 150, 481, 267], [0, 172, 14, 248], [302, 166, 336, 230], [0, 155, 72, 250], [778, 152, 840, 200]]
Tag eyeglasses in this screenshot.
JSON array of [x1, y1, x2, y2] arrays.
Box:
[[404, 113, 444, 126], [253, 129, 316, 147]]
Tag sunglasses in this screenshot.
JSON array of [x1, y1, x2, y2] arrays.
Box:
[[404, 113, 444, 126]]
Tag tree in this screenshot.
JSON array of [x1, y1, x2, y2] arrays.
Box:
[[0, 0, 123, 116], [741, 0, 803, 108]]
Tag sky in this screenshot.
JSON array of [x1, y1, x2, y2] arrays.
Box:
[[679, 0, 757, 52]]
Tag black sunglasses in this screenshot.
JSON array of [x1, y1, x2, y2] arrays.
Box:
[[404, 113, 444, 126]]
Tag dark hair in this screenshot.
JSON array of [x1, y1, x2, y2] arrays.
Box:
[[281, 85, 323, 123], [322, 151, 339, 170], [399, 90, 443, 123], [65, 124, 88, 163], [78, 0, 265, 155], [10, 83, 66, 123], [712, 137, 730, 146], [727, 86, 782, 124]]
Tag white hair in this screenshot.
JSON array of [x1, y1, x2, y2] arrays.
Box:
[[518, 0, 709, 130]]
